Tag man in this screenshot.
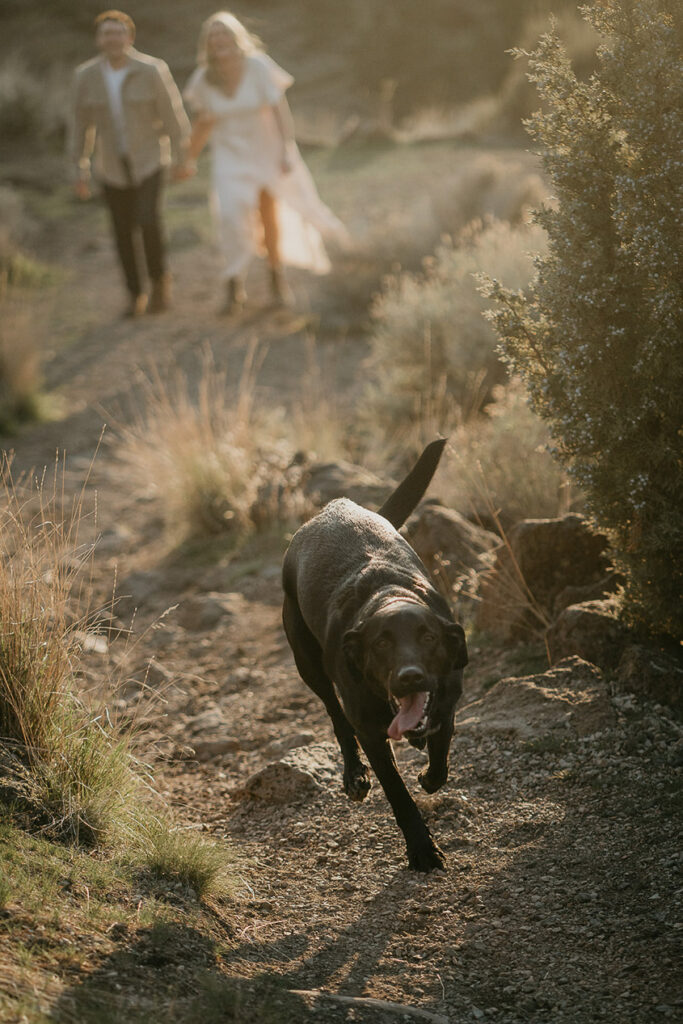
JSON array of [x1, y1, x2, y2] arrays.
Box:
[[70, 10, 191, 316]]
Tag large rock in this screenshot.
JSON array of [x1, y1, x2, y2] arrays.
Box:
[[403, 500, 500, 584], [456, 656, 613, 738], [478, 514, 611, 639], [547, 598, 629, 670], [235, 742, 341, 804]]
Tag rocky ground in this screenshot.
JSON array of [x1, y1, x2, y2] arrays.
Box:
[[2, 166, 682, 1024]]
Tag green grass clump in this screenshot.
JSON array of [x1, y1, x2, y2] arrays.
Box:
[[138, 817, 239, 901]]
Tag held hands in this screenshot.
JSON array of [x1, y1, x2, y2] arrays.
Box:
[[171, 160, 197, 182]]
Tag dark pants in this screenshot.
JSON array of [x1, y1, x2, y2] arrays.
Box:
[[102, 168, 166, 298]]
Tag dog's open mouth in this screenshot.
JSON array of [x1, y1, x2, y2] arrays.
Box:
[[387, 691, 431, 740]]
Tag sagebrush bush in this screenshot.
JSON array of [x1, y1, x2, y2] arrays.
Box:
[[483, 0, 683, 636], [351, 154, 547, 275], [365, 218, 547, 437], [445, 379, 578, 528]]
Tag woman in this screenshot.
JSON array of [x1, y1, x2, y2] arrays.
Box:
[[183, 12, 347, 314]]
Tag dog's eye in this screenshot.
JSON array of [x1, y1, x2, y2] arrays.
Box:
[[375, 636, 392, 650], [421, 631, 436, 645]]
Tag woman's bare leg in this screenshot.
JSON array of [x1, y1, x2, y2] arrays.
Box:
[[259, 188, 293, 305], [259, 189, 280, 268]]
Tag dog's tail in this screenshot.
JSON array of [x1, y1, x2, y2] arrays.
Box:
[[377, 438, 447, 530]]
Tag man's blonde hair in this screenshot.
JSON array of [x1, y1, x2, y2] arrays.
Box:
[[95, 10, 136, 41]]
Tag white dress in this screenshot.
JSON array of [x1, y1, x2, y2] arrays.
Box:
[[184, 53, 346, 280]]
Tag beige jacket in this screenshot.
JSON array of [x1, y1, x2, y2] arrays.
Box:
[[70, 49, 190, 187]]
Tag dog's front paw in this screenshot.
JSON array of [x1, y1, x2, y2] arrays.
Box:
[[344, 765, 371, 802], [407, 837, 446, 873], [418, 766, 448, 793]]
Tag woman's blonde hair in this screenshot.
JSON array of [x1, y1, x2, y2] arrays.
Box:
[[197, 11, 262, 66]]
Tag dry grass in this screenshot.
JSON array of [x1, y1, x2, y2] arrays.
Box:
[[444, 379, 580, 528], [117, 342, 350, 544], [0, 455, 245, 903], [118, 344, 272, 541], [0, 454, 139, 845]]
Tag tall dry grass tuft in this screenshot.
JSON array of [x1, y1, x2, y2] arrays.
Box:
[[119, 345, 268, 540], [118, 343, 349, 543], [0, 455, 138, 845]]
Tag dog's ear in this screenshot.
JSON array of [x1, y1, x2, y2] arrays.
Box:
[[342, 625, 364, 672], [442, 620, 468, 669]]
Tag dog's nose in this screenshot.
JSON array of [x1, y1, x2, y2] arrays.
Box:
[[395, 666, 425, 690]]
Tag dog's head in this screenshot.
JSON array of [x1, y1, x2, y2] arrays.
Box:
[[343, 599, 467, 741]]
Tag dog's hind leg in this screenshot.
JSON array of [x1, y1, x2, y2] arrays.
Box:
[[358, 734, 446, 872], [282, 594, 371, 802]]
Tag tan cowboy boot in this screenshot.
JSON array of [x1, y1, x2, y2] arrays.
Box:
[[123, 292, 148, 318]]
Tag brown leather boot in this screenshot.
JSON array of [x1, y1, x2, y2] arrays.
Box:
[[148, 273, 171, 314], [218, 278, 246, 316]]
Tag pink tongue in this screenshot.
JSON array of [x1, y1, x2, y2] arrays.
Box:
[[387, 691, 427, 740]]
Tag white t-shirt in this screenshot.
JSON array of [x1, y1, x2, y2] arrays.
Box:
[[101, 62, 130, 155]]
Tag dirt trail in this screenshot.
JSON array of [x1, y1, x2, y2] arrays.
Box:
[[4, 196, 681, 1024]]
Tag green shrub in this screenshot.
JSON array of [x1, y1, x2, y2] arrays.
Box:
[[365, 218, 546, 438], [483, 0, 683, 636]]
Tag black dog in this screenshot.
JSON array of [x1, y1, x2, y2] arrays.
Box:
[[282, 440, 467, 871]]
